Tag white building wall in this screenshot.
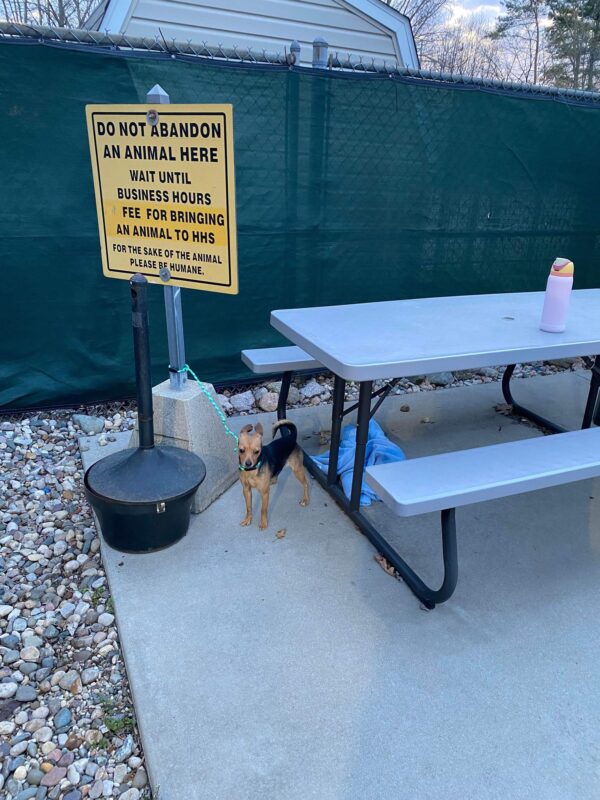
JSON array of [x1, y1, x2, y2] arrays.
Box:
[[98, 0, 412, 66]]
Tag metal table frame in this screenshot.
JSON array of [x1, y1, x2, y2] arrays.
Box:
[[275, 363, 600, 608], [502, 356, 600, 433], [269, 291, 600, 606]]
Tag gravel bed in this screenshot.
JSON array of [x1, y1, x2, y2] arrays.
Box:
[[216, 358, 587, 415], [0, 357, 585, 799], [0, 408, 149, 800]]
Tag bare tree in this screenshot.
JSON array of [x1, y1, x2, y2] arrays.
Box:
[[421, 14, 507, 77], [384, 0, 453, 59], [0, 0, 98, 26], [489, 0, 549, 83]]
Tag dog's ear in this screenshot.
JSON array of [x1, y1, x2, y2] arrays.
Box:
[[240, 424, 253, 434], [254, 422, 264, 436]]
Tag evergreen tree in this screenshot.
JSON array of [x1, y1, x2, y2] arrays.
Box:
[[546, 0, 600, 89]]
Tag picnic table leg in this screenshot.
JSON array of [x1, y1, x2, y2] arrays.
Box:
[[363, 508, 458, 608], [300, 383, 459, 606], [350, 381, 373, 511], [277, 371, 293, 421], [502, 364, 567, 434], [327, 375, 345, 485], [581, 356, 600, 428]]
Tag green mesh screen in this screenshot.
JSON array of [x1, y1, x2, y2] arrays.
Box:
[[1, 41, 599, 409]]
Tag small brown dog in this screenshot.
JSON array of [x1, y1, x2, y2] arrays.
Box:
[[238, 419, 309, 530]]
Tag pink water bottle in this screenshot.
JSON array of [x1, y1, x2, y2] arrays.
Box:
[[540, 257, 574, 333]]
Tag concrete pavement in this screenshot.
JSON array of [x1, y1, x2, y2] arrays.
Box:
[[80, 371, 600, 800]]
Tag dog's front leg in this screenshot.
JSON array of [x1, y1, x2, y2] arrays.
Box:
[[259, 486, 270, 530], [240, 483, 253, 526]]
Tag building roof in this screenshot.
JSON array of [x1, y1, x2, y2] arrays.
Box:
[[84, 0, 419, 69]]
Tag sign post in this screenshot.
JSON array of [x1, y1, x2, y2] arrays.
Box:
[[146, 84, 187, 390], [86, 91, 240, 513]]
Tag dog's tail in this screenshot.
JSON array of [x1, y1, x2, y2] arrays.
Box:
[[272, 418, 297, 444]]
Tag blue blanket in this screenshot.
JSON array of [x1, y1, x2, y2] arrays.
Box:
[[312, 419, 405, 506]]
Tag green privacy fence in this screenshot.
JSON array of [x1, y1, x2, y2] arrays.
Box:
[[1, 36, 600, 409]]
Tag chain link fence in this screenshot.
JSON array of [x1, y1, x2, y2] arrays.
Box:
[[3, 21, 600, 104]]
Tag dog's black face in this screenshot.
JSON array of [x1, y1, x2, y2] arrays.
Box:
[[238, 423, 263, 469]]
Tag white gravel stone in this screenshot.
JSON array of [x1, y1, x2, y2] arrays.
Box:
[[59, 602, 76, 619], [98, 613, 115, 627], [132, 767, 148, 788], [253, 386, 267, 402], [258, 392, 279, 412], [20, 646, 41, 662], [119, 789, 140, 800], [429, 371, 454, 386], [113, 764, 128, 784], [33, 725, 53, 742], [81, 667, 100, 685], [85, 729, 103, 746], [67, 765, 80, 784], [0, 682, 18, 699], [25, 718, 45, 733], [72, 414, 105, 435], [287, 386, 301, 405], [230, 390, 255, 412], [10, 739, 29, 756], [300, 379, 322, 399], [0, 720, 16, 735]]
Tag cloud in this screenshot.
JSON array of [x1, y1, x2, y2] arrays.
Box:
[[446, 1, 501, 24]]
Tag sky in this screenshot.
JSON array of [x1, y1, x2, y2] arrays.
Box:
[[447, 0, 501, 24]]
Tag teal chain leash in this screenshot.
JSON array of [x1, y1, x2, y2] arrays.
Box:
[[172, 364, 239, 451]]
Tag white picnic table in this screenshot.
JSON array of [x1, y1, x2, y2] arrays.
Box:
[[270, 289, 600, 606], [271, 290, 600, 380]]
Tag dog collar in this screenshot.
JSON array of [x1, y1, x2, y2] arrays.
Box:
[[239, 459, 262, 472]]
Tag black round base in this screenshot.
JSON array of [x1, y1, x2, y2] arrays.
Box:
[[84, 445, 206, 553]]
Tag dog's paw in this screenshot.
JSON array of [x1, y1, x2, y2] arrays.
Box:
[[300, 499, 309, 506], [259, 521, 268, 530], [240, 517, 252, 527]]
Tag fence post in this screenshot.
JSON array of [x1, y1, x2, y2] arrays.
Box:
[[312, 37, 328, 68], [146, 83, 187, 390], [308, 41, 330, 302], [286, 42, 301, 299], [290, 39, 301, 64]]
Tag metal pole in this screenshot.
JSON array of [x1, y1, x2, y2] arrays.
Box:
[[130, 273, 154, 449], [146, 83, 187, 390], [350, 381, 372, 512]]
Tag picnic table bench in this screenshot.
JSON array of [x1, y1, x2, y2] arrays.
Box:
[[245, 290, 600, 607]]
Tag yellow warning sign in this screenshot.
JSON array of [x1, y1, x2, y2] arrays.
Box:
[[85, 104, 238, 294]]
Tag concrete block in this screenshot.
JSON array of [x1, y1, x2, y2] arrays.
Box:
[[130, 378, 237, 513]]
